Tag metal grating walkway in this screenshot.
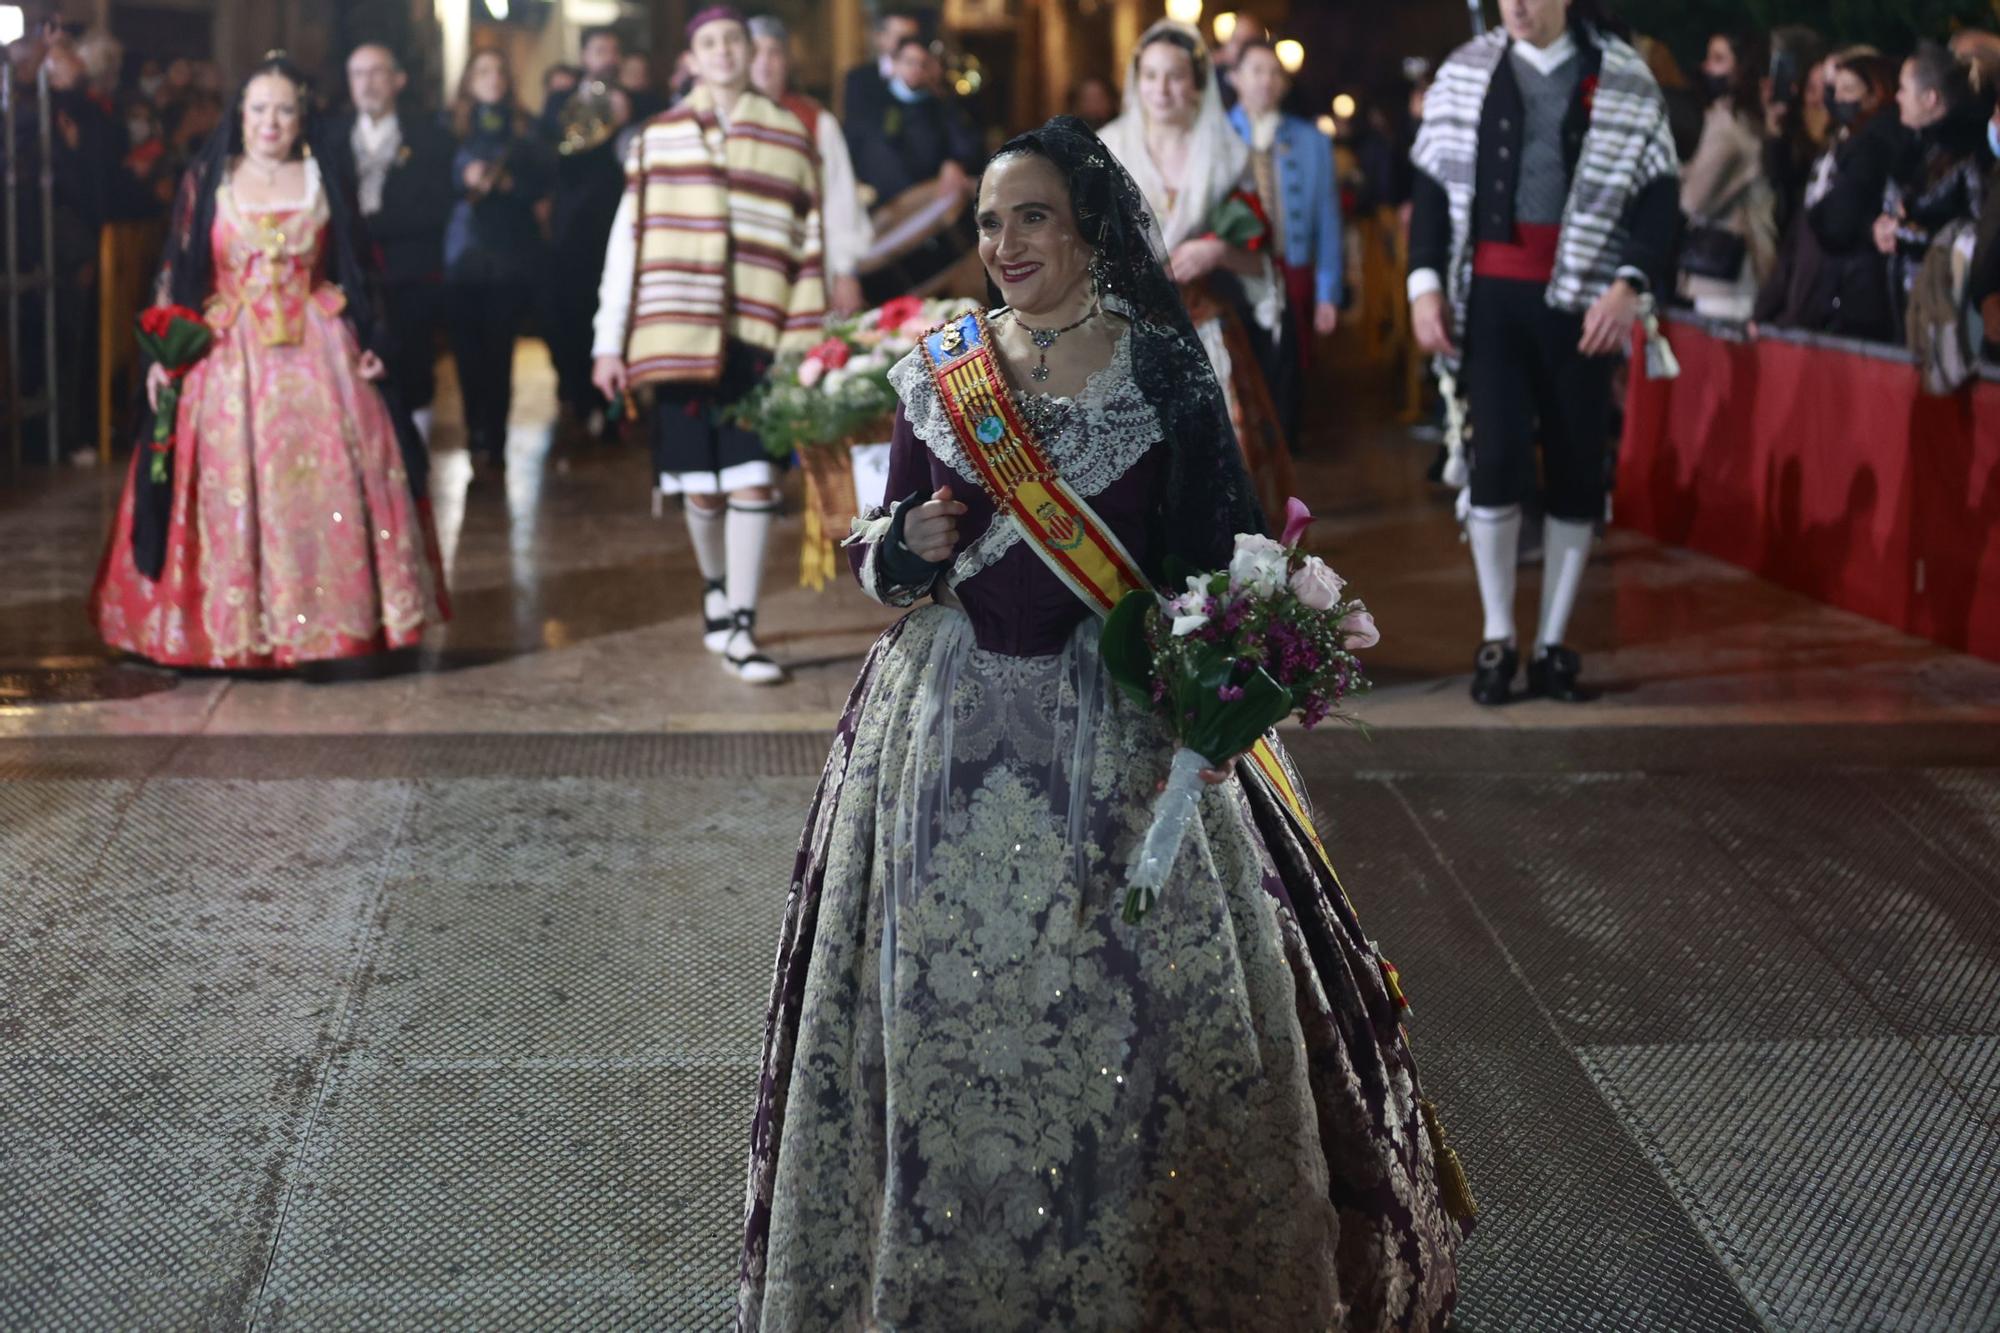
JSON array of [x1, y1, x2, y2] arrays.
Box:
[[3, 727, 1996, 1330]]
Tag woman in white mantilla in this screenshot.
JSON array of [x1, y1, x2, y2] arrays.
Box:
[[1098, 19, 1296, 523]]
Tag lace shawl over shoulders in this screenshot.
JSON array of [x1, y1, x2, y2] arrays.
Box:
[[886, 319, 1158, 493], [886, 320, 1160, 588]]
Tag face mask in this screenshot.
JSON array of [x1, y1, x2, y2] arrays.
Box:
[[127, 118, 155, 143], [1702, 71, 1732, 102], [886, 76, 927, 104], [1830, 99, 1864, 129], [1989, 118, 2000, 160], [1822, 83, 1839, 115], [139, 75, 164, 99]]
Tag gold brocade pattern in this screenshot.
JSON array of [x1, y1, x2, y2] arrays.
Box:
[[90, 182, 446, 668]]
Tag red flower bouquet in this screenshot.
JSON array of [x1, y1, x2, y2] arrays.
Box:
[[134, 304, 214, 485], [1206, 186, 1271, 253]]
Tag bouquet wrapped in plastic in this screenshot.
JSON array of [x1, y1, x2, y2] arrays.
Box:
[[134, 304, 214, 485], [1101, 499, 1378, 924]]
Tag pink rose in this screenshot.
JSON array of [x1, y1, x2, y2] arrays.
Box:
[[1339, 606, 1379, 651], [798, 356, 826, 387], [1288, 556, 1345, 610]]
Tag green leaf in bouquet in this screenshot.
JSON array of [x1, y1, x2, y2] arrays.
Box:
[[1099, 588, 1159, 711], [1207, 194, 1267, 249], [1175, 653, 1293, 767]]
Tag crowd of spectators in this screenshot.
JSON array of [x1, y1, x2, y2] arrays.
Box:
[[2, 9, 992, 460], [1650, 22, 2000, 375]]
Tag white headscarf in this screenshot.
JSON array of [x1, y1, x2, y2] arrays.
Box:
[[1098, 21, 1250, 250], [1097, 20, 1279, 331]]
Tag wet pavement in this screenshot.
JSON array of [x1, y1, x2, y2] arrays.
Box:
[[3, 344, 1997, 1330], [6, 344, 1997, 739]]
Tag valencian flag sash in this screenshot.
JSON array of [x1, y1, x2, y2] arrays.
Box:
[[918, 309, 1409, 1013]]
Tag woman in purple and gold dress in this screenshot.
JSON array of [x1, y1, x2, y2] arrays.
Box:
[[90, 54, 447, 669], [736, 117, 1471, 1332]]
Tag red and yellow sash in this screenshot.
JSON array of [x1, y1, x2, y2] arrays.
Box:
[[920, 310, 1406, 1010]]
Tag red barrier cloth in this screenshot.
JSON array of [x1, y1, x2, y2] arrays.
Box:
[[1617, 320, 2000, 662], [1472, 223, 1561, 283]]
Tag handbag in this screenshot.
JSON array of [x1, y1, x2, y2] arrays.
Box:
[[1680, 218, 1748, 281]]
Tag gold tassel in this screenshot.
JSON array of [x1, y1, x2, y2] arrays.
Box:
[[1421, 1098, 1478, 1221], [798, 478, 834, 591]]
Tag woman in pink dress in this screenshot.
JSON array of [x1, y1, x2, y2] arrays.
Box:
[[91, 54, 448, 669]]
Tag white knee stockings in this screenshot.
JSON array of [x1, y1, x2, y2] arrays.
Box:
[[1467, 506, 1594, 650], [1468, 505, 1522, 644], [725, 497, 779, 617], [1536, 517, 1593, 653]]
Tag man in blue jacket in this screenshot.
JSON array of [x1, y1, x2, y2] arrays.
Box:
[[1229, 38, 1343, 446]]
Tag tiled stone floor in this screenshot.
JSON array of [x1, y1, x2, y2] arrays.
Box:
[[3, 346, 1997, 1329]]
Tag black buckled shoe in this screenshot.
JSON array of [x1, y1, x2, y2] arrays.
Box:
[[1526, 643, 1596, 702], [700, 578, 731, 654], [1471, 639, 1518, 706], [722, 609, 785, 686]]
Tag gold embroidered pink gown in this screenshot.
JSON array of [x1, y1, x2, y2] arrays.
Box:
[[91, 166, 448, 668]]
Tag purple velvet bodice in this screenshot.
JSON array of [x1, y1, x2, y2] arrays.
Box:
[[849, 405, 1164, 657]]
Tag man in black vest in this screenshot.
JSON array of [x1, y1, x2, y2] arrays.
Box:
[[330, 43, 456, 444], [1407, 0, 1678, 706]]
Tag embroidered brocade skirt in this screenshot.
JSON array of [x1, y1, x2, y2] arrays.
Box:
[[737, 607, 1468, 1332], [89, 290, 447, 669]]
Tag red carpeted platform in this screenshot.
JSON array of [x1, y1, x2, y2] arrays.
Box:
[[1617, 318, 2000, 663]]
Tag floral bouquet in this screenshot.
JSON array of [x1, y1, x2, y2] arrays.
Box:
[[134, 304, 214, 484], [1206, 186, 1270, 252], [1101, 499, 1378, 924], [730, 295, 975, 457]]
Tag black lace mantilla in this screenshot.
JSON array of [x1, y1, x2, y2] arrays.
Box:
[[986, 116, 1268, 577]]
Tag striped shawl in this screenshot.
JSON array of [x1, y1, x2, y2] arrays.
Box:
[[1411, 27, 1677, 366], [621, 84, 826, 387]]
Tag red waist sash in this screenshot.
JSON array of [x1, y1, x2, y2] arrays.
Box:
[[1472, 222, 1560, 283]]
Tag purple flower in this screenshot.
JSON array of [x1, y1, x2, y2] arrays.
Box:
[[1218, 684, 1245, 702], [1300, 692, 1332, 729], [1280, 497, 1314, 548]]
